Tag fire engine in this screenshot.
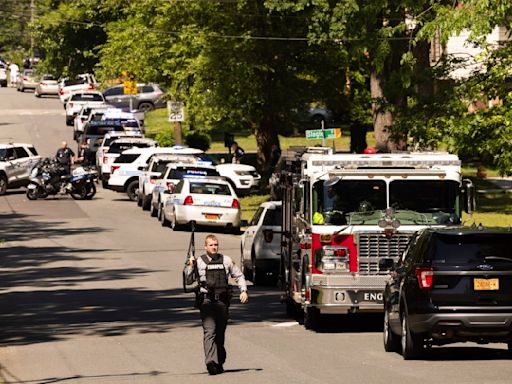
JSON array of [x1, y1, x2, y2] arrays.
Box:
[[278, 147, 475, 329]]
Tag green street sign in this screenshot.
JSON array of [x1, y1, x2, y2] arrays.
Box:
[[306, 128, 341, 140]]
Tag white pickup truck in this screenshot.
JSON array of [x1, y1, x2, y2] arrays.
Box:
[[58, 74, 98, 104], [65, 92, 107, 126]]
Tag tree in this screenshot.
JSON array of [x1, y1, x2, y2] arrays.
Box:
[[97, 0, 349, 179]]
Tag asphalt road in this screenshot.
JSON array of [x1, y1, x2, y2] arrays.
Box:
[[1, 87, 512, 384]]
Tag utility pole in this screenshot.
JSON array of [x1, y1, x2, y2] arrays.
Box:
[[30, 0, 35, 61]]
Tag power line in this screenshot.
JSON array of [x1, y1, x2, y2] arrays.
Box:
[[0, 9, 416, 43]]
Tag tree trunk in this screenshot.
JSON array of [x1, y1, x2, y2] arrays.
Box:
[[371, 70, 394, 152]]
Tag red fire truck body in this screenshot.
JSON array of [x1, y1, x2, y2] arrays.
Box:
[[278, 147, 475, 329]]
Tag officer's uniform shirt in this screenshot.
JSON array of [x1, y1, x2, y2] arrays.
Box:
[[185, 253, 247, 293], [56, 147, 75, 165]]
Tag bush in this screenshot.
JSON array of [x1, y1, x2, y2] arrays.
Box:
[[155, 128, 174, 147], [185, 131, 211, 151]]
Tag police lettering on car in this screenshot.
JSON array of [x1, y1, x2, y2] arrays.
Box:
[[184, 234, 248, 375]]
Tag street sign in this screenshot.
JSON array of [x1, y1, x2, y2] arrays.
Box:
[[123, 80, 137, 95], [167, 101, 185, 122], [305, 128, 341, 140]]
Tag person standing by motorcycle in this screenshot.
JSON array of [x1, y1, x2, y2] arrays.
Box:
[[55, 141, 75, 174], [77, 139, 94, 166]]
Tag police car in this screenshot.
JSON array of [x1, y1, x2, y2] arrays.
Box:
[[160, 176, 241, 232], [139, 155, 200, 210], [107, 146, 203, 200], [150, 163, 220, 217], [240, 201, 282, 284], [99, 137, 157, 187]]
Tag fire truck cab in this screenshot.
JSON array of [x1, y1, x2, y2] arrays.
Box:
[[278, 147, 475, 329]]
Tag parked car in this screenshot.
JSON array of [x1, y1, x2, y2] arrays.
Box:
[[103, 83, 166, 112], [161, 176, 241, 232], [196, 154, 261, 195], [240, 201, 282, 284], [107, 146, 203, 201], [100, 137, 157, 187], [383, 227, 512, 360], [151, 162, 220, 218], [0, 143, 41, 195], [34, 74, 59, 97], [17, 69, 38, 92], [139, 154, 200, 211], [73, 105, 113, 141], [79, 120, 142, 156], [0, 63, 7, 87], [95, 132, 143, 170], [58, 74, 97, 104], [65, 91, 106, 126]]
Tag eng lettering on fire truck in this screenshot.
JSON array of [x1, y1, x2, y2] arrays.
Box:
[[277, 147, 475, 330]]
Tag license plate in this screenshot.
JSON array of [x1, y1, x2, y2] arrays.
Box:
[[205, 214, 220, 220], [474, 278, 499, 291]]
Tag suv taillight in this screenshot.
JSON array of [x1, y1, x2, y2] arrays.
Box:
[[184, 196, 194, 205], [231, 198, 239, 209], [87, 84, 94, 90], [416, 267, 434, 289], [111, 165, 120, 174]]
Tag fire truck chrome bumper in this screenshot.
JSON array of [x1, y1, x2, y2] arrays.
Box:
[[310, 286, 384, 314]]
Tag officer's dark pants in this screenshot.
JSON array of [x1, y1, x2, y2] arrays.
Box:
[[200, 298, 228, 366]]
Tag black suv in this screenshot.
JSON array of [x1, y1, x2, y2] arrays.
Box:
[[382, 227, 512, 359]]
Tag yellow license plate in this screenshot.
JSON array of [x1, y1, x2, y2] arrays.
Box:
[[205, 214, 220, 220], [474, 278, 499, 291]]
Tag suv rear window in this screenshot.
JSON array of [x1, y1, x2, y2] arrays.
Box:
[[431, 233, 512, 265], [64, 78, 86, 87], [169, 168, 219, 179], [85, 123, 125, 136], [71, 93, 104, 102], [114, 154, 140, 164], [108, 143, 152, 154], [190, 183, 230, 195], [263, 207, 282, 226]]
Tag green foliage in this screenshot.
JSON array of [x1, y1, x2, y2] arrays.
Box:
[[155, 128, 174, 148], [185, 131, 211, 152]]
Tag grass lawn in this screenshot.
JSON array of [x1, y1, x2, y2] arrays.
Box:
[[144, 109, 376, 153], [240, 194, 270, 222]]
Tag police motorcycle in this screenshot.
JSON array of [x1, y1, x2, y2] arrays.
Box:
[[73, 164, 98, 199], [26, 157, 95, 200]]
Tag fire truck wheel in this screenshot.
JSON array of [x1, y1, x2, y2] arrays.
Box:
[[304, 306, 320, 331], [383, 309, 400, 352]]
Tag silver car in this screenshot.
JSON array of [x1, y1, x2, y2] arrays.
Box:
[[103, 83, 166, 112], [34, 74, 59, 97], [240, 201, 282, 284], [17, 69, 38, 92]]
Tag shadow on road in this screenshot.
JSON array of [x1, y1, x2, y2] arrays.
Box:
[[0, 213, 289, 346], [0, 213, 104, 242]]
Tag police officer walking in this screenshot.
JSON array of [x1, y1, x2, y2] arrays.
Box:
[[184, 234, 248, 375]]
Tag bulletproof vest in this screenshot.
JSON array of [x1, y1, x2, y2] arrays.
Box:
[[201, 254, 228, 294]]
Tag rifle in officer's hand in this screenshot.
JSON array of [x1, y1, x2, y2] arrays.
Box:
[[182, 222, 199, 294]]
